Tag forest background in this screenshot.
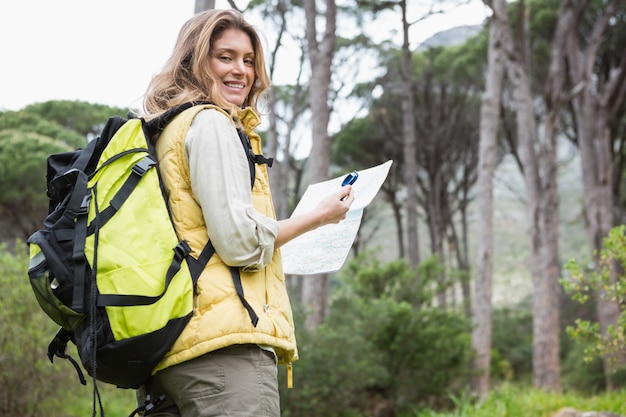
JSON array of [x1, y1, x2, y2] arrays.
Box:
[[1, 0, 626, 416]]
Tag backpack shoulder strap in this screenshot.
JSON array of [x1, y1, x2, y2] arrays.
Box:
[[142, 102, 200, 139], [236, 129, 274, 188]]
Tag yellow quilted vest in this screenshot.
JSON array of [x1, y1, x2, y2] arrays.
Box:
[[153, 105, 297, 373]]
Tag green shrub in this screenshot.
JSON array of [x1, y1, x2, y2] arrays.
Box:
[[281, 254, 473, 417], [490, 301, 533, 382], [561, 339, 607, 393], [0, 241, 135, 416], [0, 241, 68, 416], [563, 225, 626, 384]]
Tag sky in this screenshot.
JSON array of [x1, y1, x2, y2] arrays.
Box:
[[0, 0, 489, 112]]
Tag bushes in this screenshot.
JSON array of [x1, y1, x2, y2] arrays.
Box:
[[0, 242, 136, 417], [490, 301, 533, 382], [281, 254, 473, 417], [563, 225, 626, 388], [0, 241, 69, 416]]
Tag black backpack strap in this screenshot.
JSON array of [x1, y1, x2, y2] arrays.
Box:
[[231, 267, 259, 327], [143, 102, 197, 138], [186, 240, 216, 283], [47, 327, 87, 386], [143, 101, 216, 139], [68, 172, 91, 312], [236, 129, 273, 187], [252, 154, 274, 167], [86, 155, 155, 236], [185, 239, 259, 327]]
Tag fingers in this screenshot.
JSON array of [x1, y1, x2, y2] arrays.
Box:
[[316, 186, 355, 225], [339, 184, 354, 203], [333, 186, 354, 222]]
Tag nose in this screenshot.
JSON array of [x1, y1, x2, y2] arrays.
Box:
[[232, 58, 245, 74]]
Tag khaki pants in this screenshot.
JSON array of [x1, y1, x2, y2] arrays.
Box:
[[136, 344, 279, 417]]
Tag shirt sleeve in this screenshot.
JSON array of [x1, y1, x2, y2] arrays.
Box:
[[184, 109, 278, 270]]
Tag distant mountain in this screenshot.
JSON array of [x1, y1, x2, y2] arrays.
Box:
[[417, 24, 484, 51]]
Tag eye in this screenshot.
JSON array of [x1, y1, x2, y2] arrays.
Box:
[[219, 55, 233, 62], [244, 58, 254, 66]]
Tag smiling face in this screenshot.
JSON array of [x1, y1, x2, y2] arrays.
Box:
[[209, 28, 255, 107]]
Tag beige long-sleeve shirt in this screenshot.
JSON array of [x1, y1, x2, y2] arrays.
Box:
[[184, 109, 278, 271]]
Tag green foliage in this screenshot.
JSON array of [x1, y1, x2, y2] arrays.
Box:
[[526, 0, 560, 93], [0, 241, 69, 416], [0, 110, 85, 149], [562, 225, 626, 367], [0, 241, 135, 416], [331, 116, 396, 172], [336, 253, 440, 306], [490, 302, 533, 382], [281, 255, 473, 417], [431, 31, 489, 88], [0, 130, 71, 206], [561, 339, 607, 393], [418, 383, 626, 417], [24, 100, 129, 139], [280, 303, 388, 417], [0, 130, 71, 237]]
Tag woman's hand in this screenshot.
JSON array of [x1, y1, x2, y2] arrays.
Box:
[[315, 185, 355, 226], [275, 185, 355, 248]]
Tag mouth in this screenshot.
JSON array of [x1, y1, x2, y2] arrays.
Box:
[[224, 82, 245, 89]]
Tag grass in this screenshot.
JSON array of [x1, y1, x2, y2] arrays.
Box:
[[59, 381, 626, 417], [418, 383, 626, 417], [45, 382, 137, 417]]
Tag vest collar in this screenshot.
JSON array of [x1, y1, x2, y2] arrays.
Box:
[[239, 107, 260, 136]]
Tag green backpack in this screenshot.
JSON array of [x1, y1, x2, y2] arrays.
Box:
[[26, 102, 266, 400]]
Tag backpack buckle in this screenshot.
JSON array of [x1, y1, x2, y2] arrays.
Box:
[[66, 193, 91, 218], [174, 241, 192, 260], [132, 156, 156, 176], [77, 194, 91, 215]]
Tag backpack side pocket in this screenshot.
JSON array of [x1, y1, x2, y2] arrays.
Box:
[[28, 243, 84, 330]]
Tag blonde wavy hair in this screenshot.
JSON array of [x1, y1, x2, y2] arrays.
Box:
[[143, 9, 270, 120]]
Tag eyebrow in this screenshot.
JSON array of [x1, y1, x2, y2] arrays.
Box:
[[212, 47, 254, 57]]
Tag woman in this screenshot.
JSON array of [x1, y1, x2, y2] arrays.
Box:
[[138, 8, 354, 417]]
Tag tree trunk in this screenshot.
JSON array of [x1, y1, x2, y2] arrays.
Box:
[[563, 0, 626, 388], [492, 0, 562, 391], [264, 3, 296, 222], [400, 0, 420, 269], [526, 0, 583, 391], [471, 5, 505, 398], [301, 0, 336, 330]]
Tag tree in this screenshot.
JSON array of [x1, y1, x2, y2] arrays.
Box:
[[0, 107, 88, 240], [0, 131, 71, 238], [248, 1, 310, 222], [0, 109, 85, 149], [487, 0, 562, 391], [562, 0, 626, 386], [300, 0, 337, 329], [411, 49, 481, 309], [471, 5, 505, 398], [398, 0, 421, 270], [372, 46, 483, 309], [24, 100, 127, 140]]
